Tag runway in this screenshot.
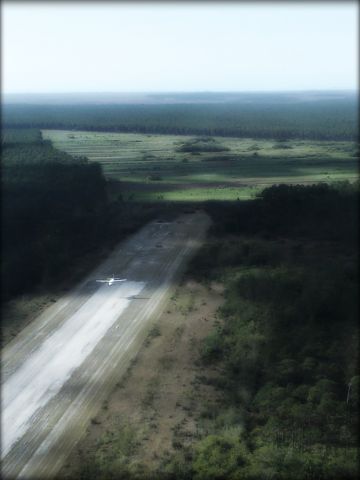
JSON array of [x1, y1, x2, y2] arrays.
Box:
[[1, 211, 209, 479]]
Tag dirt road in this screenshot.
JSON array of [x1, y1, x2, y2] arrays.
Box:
[[1, 212, 210, 479]]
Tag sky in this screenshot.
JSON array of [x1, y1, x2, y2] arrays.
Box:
[[2, 2, 358, 93]]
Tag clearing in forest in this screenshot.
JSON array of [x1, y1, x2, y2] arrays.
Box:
[[42, 130, 358, 202]]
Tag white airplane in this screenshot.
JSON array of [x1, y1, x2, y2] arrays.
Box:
[[96, 275, 127, 286]]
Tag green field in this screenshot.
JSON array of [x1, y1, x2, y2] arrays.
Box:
[[42, 130, 358, 201]]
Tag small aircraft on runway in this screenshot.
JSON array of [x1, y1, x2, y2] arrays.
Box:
[[96, 275, 127, 286]]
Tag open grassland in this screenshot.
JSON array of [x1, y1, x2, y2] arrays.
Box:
[[42, 130, 358, 201]]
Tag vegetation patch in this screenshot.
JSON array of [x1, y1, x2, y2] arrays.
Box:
[[177, 137, 230, 153], [185, 182, 359, 480], [42, 130, 358, 203]]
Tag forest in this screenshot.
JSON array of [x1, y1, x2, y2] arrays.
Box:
[[2, 95, 358, 141], [1, 128, 160, 301], [158, 182, 359, 480]]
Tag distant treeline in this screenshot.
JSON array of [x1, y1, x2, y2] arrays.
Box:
[[2, 99, 358, 140]]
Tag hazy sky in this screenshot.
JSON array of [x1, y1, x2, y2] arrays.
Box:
[[2, 2, 358, 93]]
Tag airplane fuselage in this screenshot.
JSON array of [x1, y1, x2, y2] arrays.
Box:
[[96, 276, 126, 286]]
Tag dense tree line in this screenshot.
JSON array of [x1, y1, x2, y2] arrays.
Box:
[[2, 98, 358, 140], [1, 130, 107, 299], [205, 182, 359, 246], [1, 128, 42, 145], [1, 129, 159, 301], [176, 182, 359, 479]]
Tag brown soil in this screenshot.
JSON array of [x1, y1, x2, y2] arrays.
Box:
[[60, 277, 224, 477]]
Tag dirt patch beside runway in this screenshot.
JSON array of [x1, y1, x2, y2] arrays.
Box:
[[60, 277, 224, 478]]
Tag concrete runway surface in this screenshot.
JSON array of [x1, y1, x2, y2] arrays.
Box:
[[1, 211, 210, 479]]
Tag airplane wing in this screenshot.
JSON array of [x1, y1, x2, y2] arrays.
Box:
[[113, 279, 127, 282], [96, 280, 108, 283]]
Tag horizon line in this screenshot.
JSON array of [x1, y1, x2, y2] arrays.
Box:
[[3, 89, 358, 95]]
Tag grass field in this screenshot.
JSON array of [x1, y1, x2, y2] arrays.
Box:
[[42, 130, 358, 201]]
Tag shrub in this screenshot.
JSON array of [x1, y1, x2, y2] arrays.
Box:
[[192, 434, 249, 480]]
